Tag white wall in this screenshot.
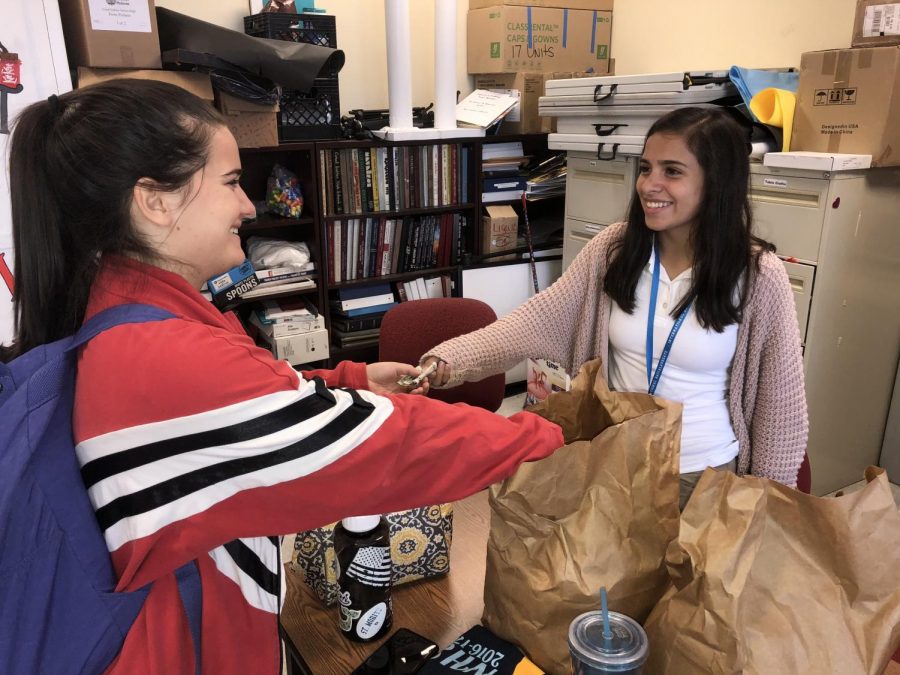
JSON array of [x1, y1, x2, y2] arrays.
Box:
[[155, 0, 857, 115]]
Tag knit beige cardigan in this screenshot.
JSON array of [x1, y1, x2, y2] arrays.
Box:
[[426, 223, 809, 486]]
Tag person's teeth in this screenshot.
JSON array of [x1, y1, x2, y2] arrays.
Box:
[[230, 227, 239, 234], [647, 201, 670, 208]]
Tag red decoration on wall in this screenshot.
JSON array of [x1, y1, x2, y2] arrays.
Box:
[[0, 53, 19, 89], [0, 252, 13, 297]]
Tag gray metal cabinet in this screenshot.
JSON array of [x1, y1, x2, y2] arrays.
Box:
[[561, 157, 900, 494], [562, 153, 637, 268], [752, 164, 900, 494]]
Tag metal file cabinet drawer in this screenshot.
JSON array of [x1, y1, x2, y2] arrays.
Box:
[[563, 218, 606, 268], [750, 173, 828, 263], [781, 259, 815, 346], [565, 155, 636, 225]]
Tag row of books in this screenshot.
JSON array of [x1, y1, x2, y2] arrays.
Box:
[[319, 144, 472, 216], [327, 213, 467, 284], [329, 276, 453, 349]]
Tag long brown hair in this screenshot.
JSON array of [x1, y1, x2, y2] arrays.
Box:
[[4, 79, 224, 358], [604, 107, 774, 332]]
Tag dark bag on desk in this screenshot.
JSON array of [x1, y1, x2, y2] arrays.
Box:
[[644, 466, 900, 675], [482, 358, 682, 674], [290, 504, 453, 606]]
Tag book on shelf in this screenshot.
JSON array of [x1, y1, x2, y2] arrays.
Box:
[[326, 213, 468, 282], [255, 267, 316, 285], [238, 277, 316, 299], [484, 176, 527, 193], [248, 310, 324, 338], [482, 141, 524, 160], [482, 190, 525, 203], [331, 326, 381, 349], [330, 311, 387, 333], [332, 301, 397, 318], [331, 281, 396, 315], [334, 281, 393, 300]]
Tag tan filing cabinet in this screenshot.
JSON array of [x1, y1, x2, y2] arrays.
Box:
[[751, 164, 900, 494], [562, 157, 900, 495], [562, 153, 637, 268]]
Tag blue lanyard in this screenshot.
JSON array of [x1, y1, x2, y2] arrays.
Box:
[[646, 240, 692, 395]]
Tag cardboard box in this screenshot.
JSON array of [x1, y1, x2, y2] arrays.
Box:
[[469, 0, 613, 10], [467, 6, 612, 74], [77, 67, 213, 101], [474, 73, 550, 134], [214, 91, 279, 149], [482, 205, 519, 259], [852, 1, 900, 47], [792, 47, 900, 166], [58, 0, 161, 68], [262, 328, 330, 365]]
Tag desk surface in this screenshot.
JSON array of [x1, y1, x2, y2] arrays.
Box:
[[280, 490, 490, 674], [280, 490, 900, 675]]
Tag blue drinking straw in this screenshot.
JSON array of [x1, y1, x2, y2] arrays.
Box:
[[600, 587, 613, 641]]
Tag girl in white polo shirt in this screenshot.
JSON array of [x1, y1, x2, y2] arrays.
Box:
[[424, 107, 808, 509]]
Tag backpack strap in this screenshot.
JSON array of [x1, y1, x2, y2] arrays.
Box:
[[75, 302, 205, 670], [69, 303, 177, 352], [175, 561, 203, 675]]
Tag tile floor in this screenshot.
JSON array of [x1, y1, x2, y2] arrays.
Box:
[[497, 392, 900, 507]]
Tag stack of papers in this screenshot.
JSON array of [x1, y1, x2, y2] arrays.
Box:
[[525, 153, 566, 200], [457, 89, 519, 129]]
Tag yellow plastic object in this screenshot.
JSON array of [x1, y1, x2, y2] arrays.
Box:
[[750, 87, 797, 152]]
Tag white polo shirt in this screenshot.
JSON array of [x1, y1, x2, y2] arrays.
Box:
[[607, 248, 740, 473]]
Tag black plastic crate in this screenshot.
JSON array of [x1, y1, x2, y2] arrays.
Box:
[[278, 77, 342, 141], [244, 13, 337, 48]]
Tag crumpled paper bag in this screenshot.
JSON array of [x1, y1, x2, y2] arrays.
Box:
[[644, 466, 900, 674], [482, 358, 682, 674]]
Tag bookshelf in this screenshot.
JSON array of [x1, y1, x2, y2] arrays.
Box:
[[237, 135, 564, 369], [315, 137, 481, 364], [236, 142, 329, 366]]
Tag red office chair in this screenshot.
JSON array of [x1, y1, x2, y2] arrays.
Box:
[[378, 298, 506, 412]]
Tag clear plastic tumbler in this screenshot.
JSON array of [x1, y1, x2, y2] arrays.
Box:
[[568, 610, 649, 674]]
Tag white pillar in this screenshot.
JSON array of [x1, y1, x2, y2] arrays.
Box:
[[433, 0, 457, 130], [384, 0, 414, 130]]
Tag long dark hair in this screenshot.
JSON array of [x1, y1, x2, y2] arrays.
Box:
[[4, 79, 224, 358], [604, 107, 774, 332]]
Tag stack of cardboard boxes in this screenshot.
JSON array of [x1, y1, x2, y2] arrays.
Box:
[[792, 0, 900, 166], [466, 0, 614, 135], [58, 0, 279, 148]]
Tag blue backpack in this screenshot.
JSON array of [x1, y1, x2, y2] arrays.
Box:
[[0, 304, 202, 674]]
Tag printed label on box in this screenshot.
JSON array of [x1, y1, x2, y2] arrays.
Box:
[[814, 87, 859, 105], [864, 4, 900, 36], [88, 0, 152, 32]]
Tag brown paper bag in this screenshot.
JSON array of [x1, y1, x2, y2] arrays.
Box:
[[644, 466, 900, 675], [482, 358, 682, 674]]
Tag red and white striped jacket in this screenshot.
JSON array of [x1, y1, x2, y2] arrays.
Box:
[[72, 256, 562, 674]]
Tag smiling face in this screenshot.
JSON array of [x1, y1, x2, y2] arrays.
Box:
[[636, 132, 705, 243], [160, 126, 256, 287]]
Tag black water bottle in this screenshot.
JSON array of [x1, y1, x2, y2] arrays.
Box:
[[334, 515, 393, 642]]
